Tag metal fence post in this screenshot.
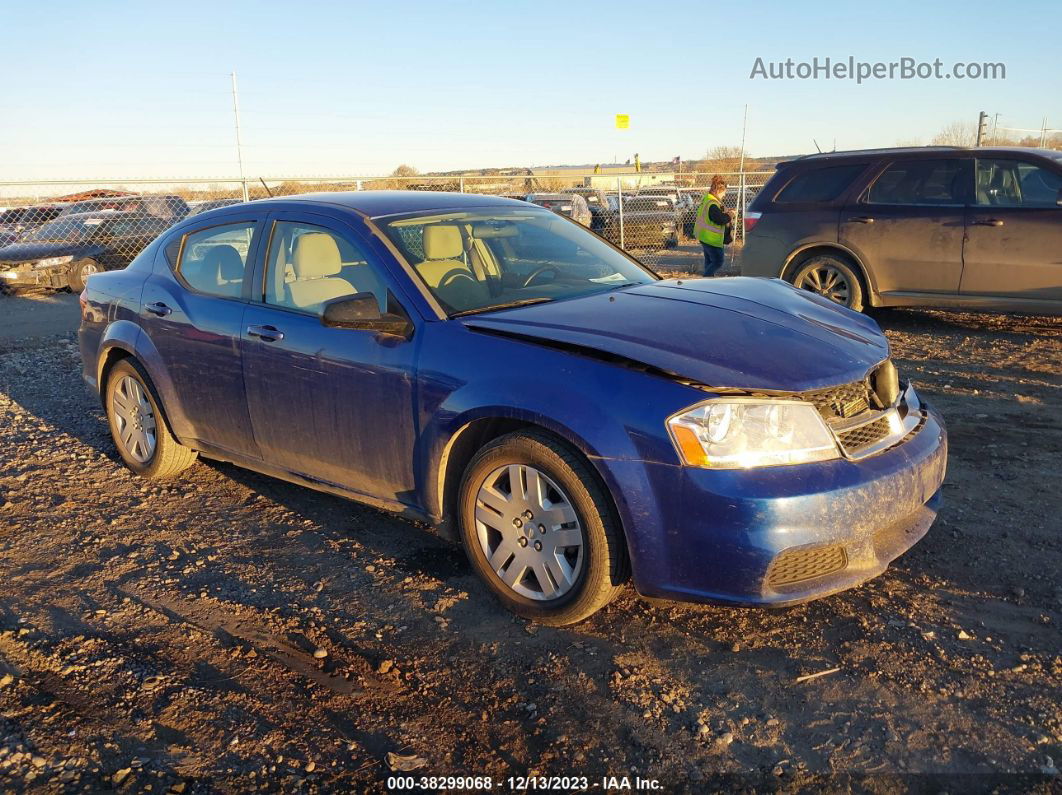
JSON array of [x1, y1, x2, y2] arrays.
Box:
[[459, 177, 465, 193], [617, 176, 625, 249], [738, 169, 746, 243]]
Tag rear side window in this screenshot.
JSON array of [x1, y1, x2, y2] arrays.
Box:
[[976, 159, 1062, 207], [177, 222, 256, 298], [867, 159, 970, 205], [775, 164, 867, 203]]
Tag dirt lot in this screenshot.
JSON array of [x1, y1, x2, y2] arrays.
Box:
[[0, 295, 1059, 792]]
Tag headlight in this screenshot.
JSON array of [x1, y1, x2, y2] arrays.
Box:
[[667, 399, 840, 469], [35, 255, 74, 268]]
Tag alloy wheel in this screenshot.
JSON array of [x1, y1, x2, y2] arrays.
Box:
[[796, 264, 851, 306], [111, 375, 157, 463], [80, 262, 100, 280], [474, 464, 584, 601]]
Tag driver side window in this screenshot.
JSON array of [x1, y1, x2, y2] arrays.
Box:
[[263, 221, 386, 316]]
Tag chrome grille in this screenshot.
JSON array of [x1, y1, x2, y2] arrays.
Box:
[[766, 544, 847, 587], [803, 381, 873, 420]]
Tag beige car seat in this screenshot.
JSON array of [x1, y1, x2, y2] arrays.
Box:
[[415, 225, 488, 311], [286, 232, 353, 311]]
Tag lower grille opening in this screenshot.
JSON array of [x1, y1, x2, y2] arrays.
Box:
[[836, 416, 892, 454], [766, 544, 848, 588]]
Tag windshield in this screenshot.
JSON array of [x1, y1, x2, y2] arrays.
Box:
[[380, 207, 657, 315], [25, 217, 102, 243]]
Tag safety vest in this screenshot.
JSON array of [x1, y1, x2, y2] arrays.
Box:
[[693, 192, 725, 247]]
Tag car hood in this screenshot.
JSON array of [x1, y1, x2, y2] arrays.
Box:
[[0, 241, 93, 263], [461, 277, 890, 392]]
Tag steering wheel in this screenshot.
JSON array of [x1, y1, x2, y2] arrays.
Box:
[[438, 269, 478, 289], [521, 266, 559, 288]]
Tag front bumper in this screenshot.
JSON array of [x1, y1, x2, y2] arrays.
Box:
[[618, 402, 947, 607]]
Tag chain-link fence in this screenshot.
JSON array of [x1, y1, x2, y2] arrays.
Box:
[[0, 171, 772, 292]]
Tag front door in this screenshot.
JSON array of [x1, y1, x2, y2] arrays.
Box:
[[961, 157, 1062, 302], [240, 214, 419, 505], [839, 158, 971, 296]]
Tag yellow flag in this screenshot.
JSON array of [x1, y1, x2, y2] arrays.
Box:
[[615, 114, 630, 129]]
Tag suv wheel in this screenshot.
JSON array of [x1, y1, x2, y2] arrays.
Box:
[[457, 431, 628, 625], [791, 255, 865, 312], [105, 359, 197, 479], [67, 259, 101, 293]]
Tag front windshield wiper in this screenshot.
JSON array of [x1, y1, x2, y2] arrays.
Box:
[[450, 297, 554, 317]]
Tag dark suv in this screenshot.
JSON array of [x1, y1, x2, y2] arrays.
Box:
[[742, 147, 1062, 313]]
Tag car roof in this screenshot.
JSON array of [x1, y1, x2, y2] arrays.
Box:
[[786, 145, 1060, 165], [255, 190, 527, 218]]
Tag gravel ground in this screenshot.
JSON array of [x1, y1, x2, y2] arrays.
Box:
[[0, 304, 1059, 792]]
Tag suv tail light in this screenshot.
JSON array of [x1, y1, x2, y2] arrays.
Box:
[[744, 211, 762, 235]]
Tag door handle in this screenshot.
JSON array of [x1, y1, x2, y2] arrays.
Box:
[[145, 301, 171, 317], [849, 216, 875, 224], [247, 324, 284, 342], [972, 218, 1004, 227]]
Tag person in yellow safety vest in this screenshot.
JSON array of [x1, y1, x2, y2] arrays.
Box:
[[693, 175, 734, 277]]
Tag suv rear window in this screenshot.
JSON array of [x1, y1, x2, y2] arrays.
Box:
[[774, 164, 867, 203], [866, 159, 970, 205]]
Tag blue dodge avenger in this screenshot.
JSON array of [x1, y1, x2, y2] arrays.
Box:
[[78, 191, 947, 625]]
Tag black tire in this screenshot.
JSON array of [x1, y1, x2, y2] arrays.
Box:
[[104, 358, 197, 479], [67, 259, 101, 293], [457, 430, 629, 626], [789, 254, 866, 313]]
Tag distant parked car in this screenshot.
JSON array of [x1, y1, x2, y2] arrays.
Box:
[[0, 211, 178, 292], [561, 188, 613, 233], [526, 193, 592, 226], [0, 204, 65, 246], [742, 146, 1062, 313], [58, 194, 190, 224], [79, 191, 946, 625], [608, 195, 679, 249]]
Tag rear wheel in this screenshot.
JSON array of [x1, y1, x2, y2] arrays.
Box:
[[67, 259, 101, 293], [457, 431, 628, 625], [791, 254, 865, 312], [105, 359, 197, 479]]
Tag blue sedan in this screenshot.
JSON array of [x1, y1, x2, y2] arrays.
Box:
[[78, 191, 947, 625]]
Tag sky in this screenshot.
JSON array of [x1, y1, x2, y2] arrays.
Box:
[[1, 0, 1060, 182]]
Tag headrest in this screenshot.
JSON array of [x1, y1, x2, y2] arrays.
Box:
[[206, 244, 244, 281], [292, 232, 341, 279], [423, 225, 463, 260]]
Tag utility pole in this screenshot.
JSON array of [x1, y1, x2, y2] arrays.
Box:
[[231, 71, 249, 202], [976, 111, 989, 147], [1041, 117, 1049, 148]]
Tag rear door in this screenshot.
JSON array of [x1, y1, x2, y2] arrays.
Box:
[[840, 157, 971, 296], [240, 211, 419, 503], [961, 157, 1062, 302], [140, 216, 264, 457]]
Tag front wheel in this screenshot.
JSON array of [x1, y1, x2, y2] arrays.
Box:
[[105, 359, 197, 479], [457, 431, 628, 625], [790, 255, 865, 312]]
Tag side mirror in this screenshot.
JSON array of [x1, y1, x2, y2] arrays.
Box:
[[321, 293, 412, 338]]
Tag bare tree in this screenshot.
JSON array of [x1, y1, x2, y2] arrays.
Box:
[[931, 121, 977, 147], [700, 146, 748, 173], [391, 164, 419, 178]]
